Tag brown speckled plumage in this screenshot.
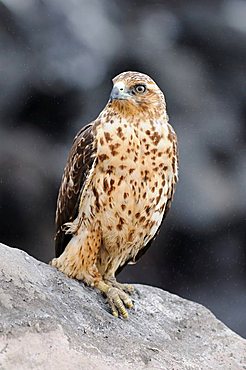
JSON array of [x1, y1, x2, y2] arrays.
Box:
[[51, 71, 178, 318]]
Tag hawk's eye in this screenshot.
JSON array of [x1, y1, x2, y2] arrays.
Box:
[[134, 84, 146, 94]]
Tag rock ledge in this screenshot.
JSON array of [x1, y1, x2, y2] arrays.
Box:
[[0, 243, 245, 370]]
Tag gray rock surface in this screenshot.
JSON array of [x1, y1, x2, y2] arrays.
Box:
[[1, 0, 246, 337], [0, 242, 245, 370]]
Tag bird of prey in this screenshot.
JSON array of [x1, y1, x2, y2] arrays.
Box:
[[51, 71, 178, 318]]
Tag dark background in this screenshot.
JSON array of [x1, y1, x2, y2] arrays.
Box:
[[0, 0, 245, 337]]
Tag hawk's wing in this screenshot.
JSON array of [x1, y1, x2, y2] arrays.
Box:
[[55, 122, 96, 258]]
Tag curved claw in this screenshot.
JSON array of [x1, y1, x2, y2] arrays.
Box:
[[109, 300, 119, 318]]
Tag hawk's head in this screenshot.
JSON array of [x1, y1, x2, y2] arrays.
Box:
[[109, 71, 166, 118]]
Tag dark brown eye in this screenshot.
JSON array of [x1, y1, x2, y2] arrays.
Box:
[[134, 84, 146, 94]]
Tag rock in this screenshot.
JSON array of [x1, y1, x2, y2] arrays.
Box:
[[1, 0, 246, 338], [0, 242, 245, 370]]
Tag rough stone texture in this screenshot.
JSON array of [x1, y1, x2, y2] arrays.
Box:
[[0, 242, 245, 370]]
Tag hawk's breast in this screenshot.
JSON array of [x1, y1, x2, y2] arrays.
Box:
[[79, 114, 177, 268]]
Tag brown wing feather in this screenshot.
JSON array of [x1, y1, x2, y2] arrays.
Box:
[[55, 122, 96, 257]]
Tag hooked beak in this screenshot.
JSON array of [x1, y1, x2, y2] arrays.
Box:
[[109, 84, 130, 101]]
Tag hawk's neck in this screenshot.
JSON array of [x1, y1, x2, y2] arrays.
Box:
[[99, 100, 167, 125]]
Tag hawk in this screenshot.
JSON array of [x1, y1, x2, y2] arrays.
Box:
[[51, 71, 178, 318]]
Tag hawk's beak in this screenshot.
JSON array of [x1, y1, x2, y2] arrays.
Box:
[[109, 85, 129, 101]]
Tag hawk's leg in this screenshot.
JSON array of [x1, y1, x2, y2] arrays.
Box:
[[96, 280, 133, 319], [104, 276, 135, 295], [50, 226, 133, 318], [50, 224, 102, 286]]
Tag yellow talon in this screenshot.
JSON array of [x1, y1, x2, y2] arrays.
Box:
[[112, 310, 119, 318], [121, 311, 128, 319], [124, 298, 133, 308], [96, 280, 133, 318]]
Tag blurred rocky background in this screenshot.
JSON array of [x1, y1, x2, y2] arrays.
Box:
[[0, 0, 245, 336]]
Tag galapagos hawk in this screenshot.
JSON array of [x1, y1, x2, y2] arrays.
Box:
[[51, 71, 178, 318]]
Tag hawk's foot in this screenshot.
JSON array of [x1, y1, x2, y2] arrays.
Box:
[[105, 277, 135, 295], [97, 281, 133, 319]]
